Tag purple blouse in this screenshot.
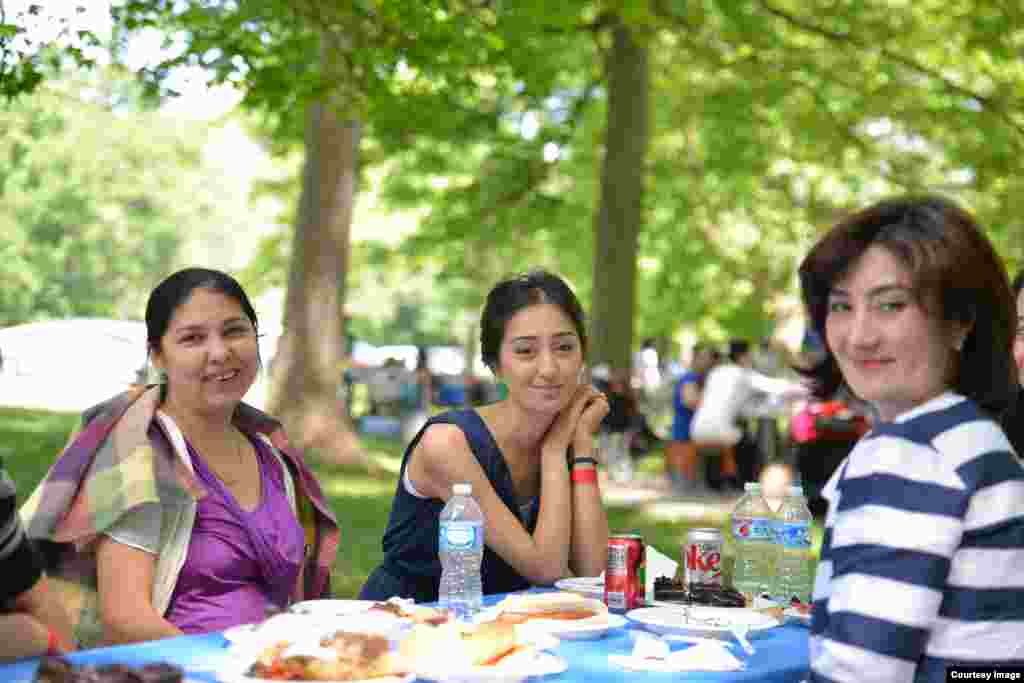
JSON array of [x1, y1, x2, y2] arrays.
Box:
[[164, 434, 305, 634]]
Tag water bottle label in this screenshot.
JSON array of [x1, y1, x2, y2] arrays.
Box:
[[732, 518, 773, 542], [778, 522, 811, 550], [440, 521, 483, 552]]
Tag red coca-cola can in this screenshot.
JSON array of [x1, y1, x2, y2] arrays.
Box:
[[684, 527, 724, 587], [604, 533, 645, 612]]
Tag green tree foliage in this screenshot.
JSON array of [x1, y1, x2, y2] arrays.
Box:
[[25, 0, 1021, 372], [375, 0, 1023, 352], [0, 72, 224, 326], [0, 2, 100, 99]]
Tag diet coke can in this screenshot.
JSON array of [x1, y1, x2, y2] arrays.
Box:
[[604, 533, 645, 612], [684, 527, 724, 588]]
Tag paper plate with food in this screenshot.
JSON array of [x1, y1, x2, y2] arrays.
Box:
[[783, 598, 812, 625], [223, 609, 413, 651], [399, 617, 566, 682], [288, 598, 451, 627], [552, 575, 604, 600], [626, 604, 780, 641], [221, 627, 415, 683], [492, 592, 626, 640], [224, 613, 334, 647], [288, 600, 379, 617]]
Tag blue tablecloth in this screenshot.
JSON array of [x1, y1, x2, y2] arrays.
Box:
[[0, 594, 809, 682]]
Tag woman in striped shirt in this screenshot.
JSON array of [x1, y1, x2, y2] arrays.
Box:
[[798, 196, 1023, 682]]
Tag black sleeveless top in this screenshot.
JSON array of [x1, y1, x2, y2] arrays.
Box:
[[359, 410, 538, 602]]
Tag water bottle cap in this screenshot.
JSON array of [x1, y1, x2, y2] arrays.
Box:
[[453, 482, 472, 496]]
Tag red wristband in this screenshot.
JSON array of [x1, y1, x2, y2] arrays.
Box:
[[570, 467, 598, 485], [47, 627, 63, 656]]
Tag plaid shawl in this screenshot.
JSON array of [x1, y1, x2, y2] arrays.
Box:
[[21, 384, 340, 605]]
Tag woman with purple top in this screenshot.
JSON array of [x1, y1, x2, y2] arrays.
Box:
[[20, 268, 339, 647]]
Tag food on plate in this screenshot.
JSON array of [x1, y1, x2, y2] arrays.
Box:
[[398, 620, 520, 670], [249, 630, 401, 681], [495, 592, 608, 622], [34, 657, 184, 683], [652, 577, 747, 608], [789, 597, 812, 616], [755, 603, 786, 621], [367, 601, 450, 625]]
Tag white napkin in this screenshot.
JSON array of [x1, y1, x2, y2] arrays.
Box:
[[646, 545, 679, 599], [609, 632, 745, 673]]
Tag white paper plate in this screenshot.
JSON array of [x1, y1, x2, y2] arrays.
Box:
[[626, 605, 779, 638], [516, 613, 627, 640], [221, 626, 414, 683], [414, 651, 568, 683], [225, 670, 415, 683], [289, 599, 379, 617], [223, 613, 326, 646], [552, 576, 603, 599], [224, 613, 408, 656]]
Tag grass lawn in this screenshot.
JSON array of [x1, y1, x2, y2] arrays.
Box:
[[1, 407, 815, 599]]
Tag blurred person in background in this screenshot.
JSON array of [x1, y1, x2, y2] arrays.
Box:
[[360, 269, 609, 602], [758, 460, 795, 512], [21, 268, 340, 648], [634, 338, 662, 400], [665, 342, 716, 494], [599, 367, 639, 482], [799, 195, 1023, 682], [691, 339, 806, 487], [1, 461, 75, 660], [401, 346, 436, 443]]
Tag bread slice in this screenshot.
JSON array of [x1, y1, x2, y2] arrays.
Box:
[[399, 620, 519, 672], [496, 592, 607, 618]]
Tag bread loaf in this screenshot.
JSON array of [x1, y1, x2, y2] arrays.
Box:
[[496, 592, 607, 617], [398, 620, 518, 671]]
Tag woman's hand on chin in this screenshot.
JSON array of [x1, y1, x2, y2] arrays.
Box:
[[541, 385, 595, 458], [573, 389, 608, 452]]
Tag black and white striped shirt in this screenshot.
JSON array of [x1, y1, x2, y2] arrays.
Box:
[[810, 392, 1024, 682]]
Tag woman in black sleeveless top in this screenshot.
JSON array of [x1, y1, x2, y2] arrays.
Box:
[[361, 270, 610, 602]]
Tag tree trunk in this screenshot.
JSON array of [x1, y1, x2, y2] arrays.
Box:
[[266, 96, 370, 467], [589, 18, 650, 372]]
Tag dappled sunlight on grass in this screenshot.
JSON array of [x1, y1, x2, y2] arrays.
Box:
[[321, 474, 397, 498], [0, 407, 78, 494]]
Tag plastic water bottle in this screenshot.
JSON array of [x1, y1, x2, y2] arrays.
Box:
[[730, 482, 776, 599], [773, 484, 815, 604], [438, 482, 485, 619]]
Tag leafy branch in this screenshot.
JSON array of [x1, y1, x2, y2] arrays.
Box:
[[753, 0, 1024, 143]]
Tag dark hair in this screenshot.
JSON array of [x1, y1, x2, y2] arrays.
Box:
[[480, 269, 587, 372], [145, 268, 258, 352], [1013, 269, 1024, 296], [798, 195, 1017, 419], [728, 339, 750, 363]]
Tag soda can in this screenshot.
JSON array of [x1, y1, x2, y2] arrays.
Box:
[[604, 533, 645, 612], [684, 527, 724, 588]]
